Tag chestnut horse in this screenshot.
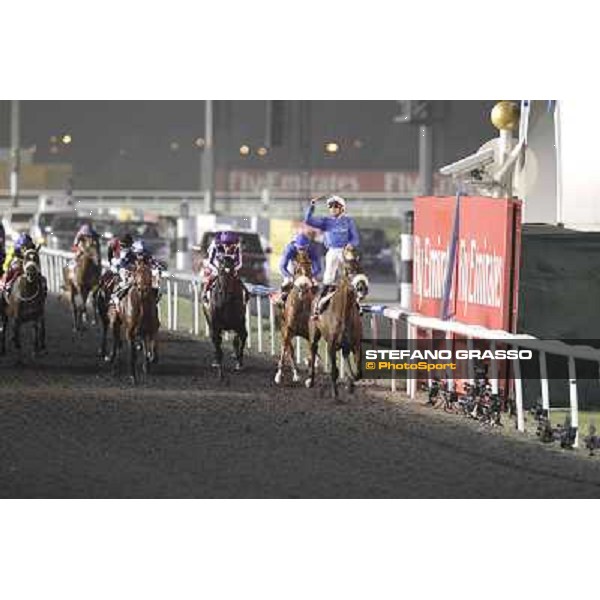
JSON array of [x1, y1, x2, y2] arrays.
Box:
[[108, 260, 160, 383], [274, 248, 316, 384], [305, 254, 363, 400], [64, 238, 100, 331]]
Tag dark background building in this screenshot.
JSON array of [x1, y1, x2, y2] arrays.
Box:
[[0, 100, 498, 190]]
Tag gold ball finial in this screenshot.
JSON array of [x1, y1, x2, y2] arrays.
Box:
[[491, 101, 520, 131]]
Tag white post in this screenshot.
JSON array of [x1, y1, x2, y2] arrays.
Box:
[[245, 301, 251, 349], [539, 351, 550, 412], [446, 331, 455, 392], [466, 337, 475, 383], [193, 282, 199, 336], [269, 298, 276, 356], [568, 356, 579, 447], [512, 352, 525, 432], [167, 278, 172, 330], [490, 340, 499, 395], [256, 295, 263, 353], [408, 323, 416, 400], [296, 336, 301, 365], [173, 280, 179, 330]]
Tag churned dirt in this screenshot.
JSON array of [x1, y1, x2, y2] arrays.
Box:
[[1, 297, 600, 498]]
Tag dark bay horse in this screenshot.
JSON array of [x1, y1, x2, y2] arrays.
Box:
[[0, 248, 47, 362], [64, 238, 100, 331], [202, 254, 248, 379], [96, 268, 120, 360], [274, 248, 316, 384], [305, 259, 363, 400], [108, 260, 160, 383]]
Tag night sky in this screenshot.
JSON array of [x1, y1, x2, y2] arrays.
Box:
[[0, 100, 498, 190]]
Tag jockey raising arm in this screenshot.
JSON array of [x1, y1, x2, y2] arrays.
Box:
[[304, 195, 360, 317], [304, 195, 359, 283]]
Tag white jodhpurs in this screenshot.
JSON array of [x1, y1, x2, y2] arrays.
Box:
[[323, 247, 345, 285]]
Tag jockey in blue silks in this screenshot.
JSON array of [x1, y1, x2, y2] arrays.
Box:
[[304, 194, 360, 317], [278, 232, 321, 305]]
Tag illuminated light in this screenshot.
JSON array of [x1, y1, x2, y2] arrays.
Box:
[[257, 146, 268, 157], [239, 144, 250, 156], [170, 141, 180, 151], [325, 141, 339, 154], [49, 145, 59, 155], [195, 137, 205, 148], [62, 134, 72, 144]]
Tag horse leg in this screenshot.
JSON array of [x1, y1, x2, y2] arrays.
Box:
[[234, 326, 247, 371], [212, 328, 224, 378], [342, 345, 357, 393], [275, 325, 291, 384], [13, 318, 23, 365], [329, 342, 340, 400], [70, 285, 79, 332], [305, 327, 321, 388], [81, 289, 89, 326], [90, 289, 98, 326], [129, 338, 138, 384], [40, 315, 46, 351], [288, 335, 301, 383], [0, 313, 7, 355]]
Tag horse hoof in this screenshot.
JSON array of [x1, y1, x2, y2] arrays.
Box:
[[292, 372, 300, 383], [234, 363, 243, 372], [274, 372, 282, 385], [304, 378, 313, 388], [211, 361, 220, 368]]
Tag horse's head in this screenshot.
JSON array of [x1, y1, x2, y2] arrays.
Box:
[[22, 248, 40, 282], [294, 249, 313, 278], [218, 254, 236, 276], [133, 260, 153, 292], [351, 273, 369, 300], [342, 245, 360, 274], [293, 274, 313, 299]]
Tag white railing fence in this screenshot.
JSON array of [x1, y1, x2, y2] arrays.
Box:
[[39, 248, 599, 448]]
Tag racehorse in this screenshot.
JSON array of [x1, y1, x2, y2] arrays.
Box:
[[274, 248, 316, 384], [305, 253, 363, 400], [108, 260, 160, 383], [96, 268, 120, 361], [0, 247, 47, 362], [203, 254, 248, 379], [64, 238, 100, 331]]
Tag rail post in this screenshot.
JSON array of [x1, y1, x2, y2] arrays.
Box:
[[568, 356, 579, 447], [256, 295, 263, 353]]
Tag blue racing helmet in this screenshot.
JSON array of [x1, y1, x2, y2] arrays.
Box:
[[15, 232, 34, 252], [132, 240, 147, 255], [294, 233, 310, 248]]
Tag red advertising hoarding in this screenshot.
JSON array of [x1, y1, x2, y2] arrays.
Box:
[[413, 196, 522, 332]]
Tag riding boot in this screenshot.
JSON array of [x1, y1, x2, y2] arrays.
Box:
[[312, 285, 332, 320]]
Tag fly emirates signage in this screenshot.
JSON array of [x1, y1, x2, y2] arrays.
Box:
[[413, 196, 522, 331]]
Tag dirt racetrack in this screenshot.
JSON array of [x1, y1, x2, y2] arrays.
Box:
[[1, 296, 600, 498]]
